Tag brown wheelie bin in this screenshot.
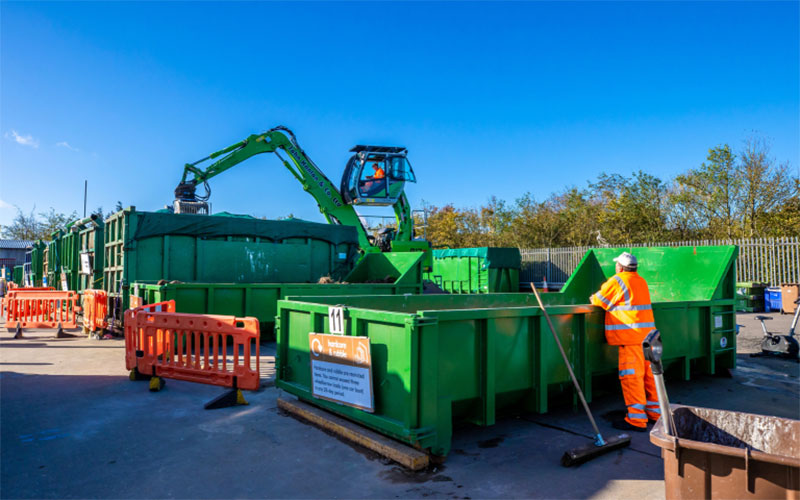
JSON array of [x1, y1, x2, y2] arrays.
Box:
[[650, 405, 799, 499]]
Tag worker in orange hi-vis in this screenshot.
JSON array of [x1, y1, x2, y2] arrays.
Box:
[[590, 251, 660, 433]]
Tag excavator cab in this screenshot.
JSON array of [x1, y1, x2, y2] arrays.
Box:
[[340, 146, 416, 206]]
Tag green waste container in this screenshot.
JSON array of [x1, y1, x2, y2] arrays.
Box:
[[44, 216, 103, 293], [28, 241, 46, 287], [12, 265, 23, 285], [276, 245, 737, 456], [425, 247, 521, 293], [103, 207, 362, 327], [132, 251, 424, 337], [59, 224, 81, 291], [78, 217, 104, 292], [45, 231, 64, 289]]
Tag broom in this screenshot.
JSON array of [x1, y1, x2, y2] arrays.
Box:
[[530, 284, 632, 466]]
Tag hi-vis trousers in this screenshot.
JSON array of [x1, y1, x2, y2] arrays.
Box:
[[618, 344, 660, 428]]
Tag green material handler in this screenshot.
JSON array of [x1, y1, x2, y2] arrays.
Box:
[[174, 125, 429, 261]]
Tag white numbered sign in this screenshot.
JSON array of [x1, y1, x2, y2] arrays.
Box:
[[328, 306, 345, 334]]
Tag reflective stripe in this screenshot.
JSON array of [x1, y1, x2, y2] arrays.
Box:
[[627, 403, 645, 410], [605, 322, 656, 331], [619, 368, 635, 376], [628, 412, 647, 420], [647, 408, 662, 414], [594, 292, 613, 308], [613, 276, 631, 305], [609, 304, 652, 312], [646, 400, 659, 406]]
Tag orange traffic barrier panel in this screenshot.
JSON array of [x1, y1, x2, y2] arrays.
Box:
[[3, 290, 79, 338], [124, 300, 176, 373], [125, 307, 260, 408], [8, 285, 55, 291], [82, 289, 109, 335]]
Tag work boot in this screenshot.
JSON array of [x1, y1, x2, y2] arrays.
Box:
[[612, 419, 648, 433]]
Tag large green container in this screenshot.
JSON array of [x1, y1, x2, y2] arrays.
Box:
[[132, 251, 425, 336], [59, 225, 81, 291], [28, 241, 45, 287], [12, 265, 23, 285], [78, 218, 104, 292], [103, 207, 361, 325], [276, 246, 737, 456], [425, 247, 520, 293], [45, 231, 64, 289]]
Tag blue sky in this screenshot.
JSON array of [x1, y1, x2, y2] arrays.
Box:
[[1, 1, 798, 228]]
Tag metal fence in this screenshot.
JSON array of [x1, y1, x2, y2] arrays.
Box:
[[520, 237, 800, 288]]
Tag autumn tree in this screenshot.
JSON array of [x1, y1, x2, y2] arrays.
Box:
[[590, 171, 668, 243], [738, 136, 795, 237], [420, 136, 795, 248]]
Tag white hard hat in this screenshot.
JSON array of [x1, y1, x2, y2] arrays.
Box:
[[613, 252, 638, 268]]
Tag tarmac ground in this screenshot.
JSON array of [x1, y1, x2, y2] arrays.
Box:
[[1, 312, 798, 499]]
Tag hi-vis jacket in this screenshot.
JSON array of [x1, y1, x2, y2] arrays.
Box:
[[590, 271, 656, 346]]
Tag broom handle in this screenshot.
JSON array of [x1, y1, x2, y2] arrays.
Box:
[[531, 284, 604, 440]]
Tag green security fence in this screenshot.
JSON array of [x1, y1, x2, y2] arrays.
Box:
[[425, 247, 521, 294], [276, 246, 737, 456]]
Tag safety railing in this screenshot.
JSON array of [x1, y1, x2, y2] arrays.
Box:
[[82, 289, 109, 336], [3, 290, 79, 338], [125, 303, 260, 408]]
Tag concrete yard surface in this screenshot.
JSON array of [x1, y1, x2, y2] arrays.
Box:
[[1, 312, 798, 499]]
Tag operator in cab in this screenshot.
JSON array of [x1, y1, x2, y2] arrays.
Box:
[[590, 252, 660, 433], [362, 162, 386, 195]]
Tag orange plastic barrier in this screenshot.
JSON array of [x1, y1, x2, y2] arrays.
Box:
[[125, 307, 260, 391], [82, 289, 109, 333], [3, 290, 78, 329], [8, 284, 55, 291], [124, 301, 176, 372]]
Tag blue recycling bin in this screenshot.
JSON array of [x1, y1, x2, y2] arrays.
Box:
[[764, 287, 782, 312]]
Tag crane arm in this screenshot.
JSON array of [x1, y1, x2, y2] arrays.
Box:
[[175, 126, 376, 250]]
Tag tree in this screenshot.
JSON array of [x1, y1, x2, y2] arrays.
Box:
[[509, 193, 566, 248], [479, 196, 515, 246], [738, 136, 795, 237], [1, 206, 40, 240], [0, 206, 79, 241], [759, 178, 800, 237], [671, 145, 741, 238], [425, 204, 462, 248], [407, 136, 795, 248], [591, 171, 668, 243], [39, 208, 78, 239], [553, 187, 601, 246]]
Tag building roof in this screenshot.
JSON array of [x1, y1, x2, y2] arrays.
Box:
[[0, 240, 35, 250]]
